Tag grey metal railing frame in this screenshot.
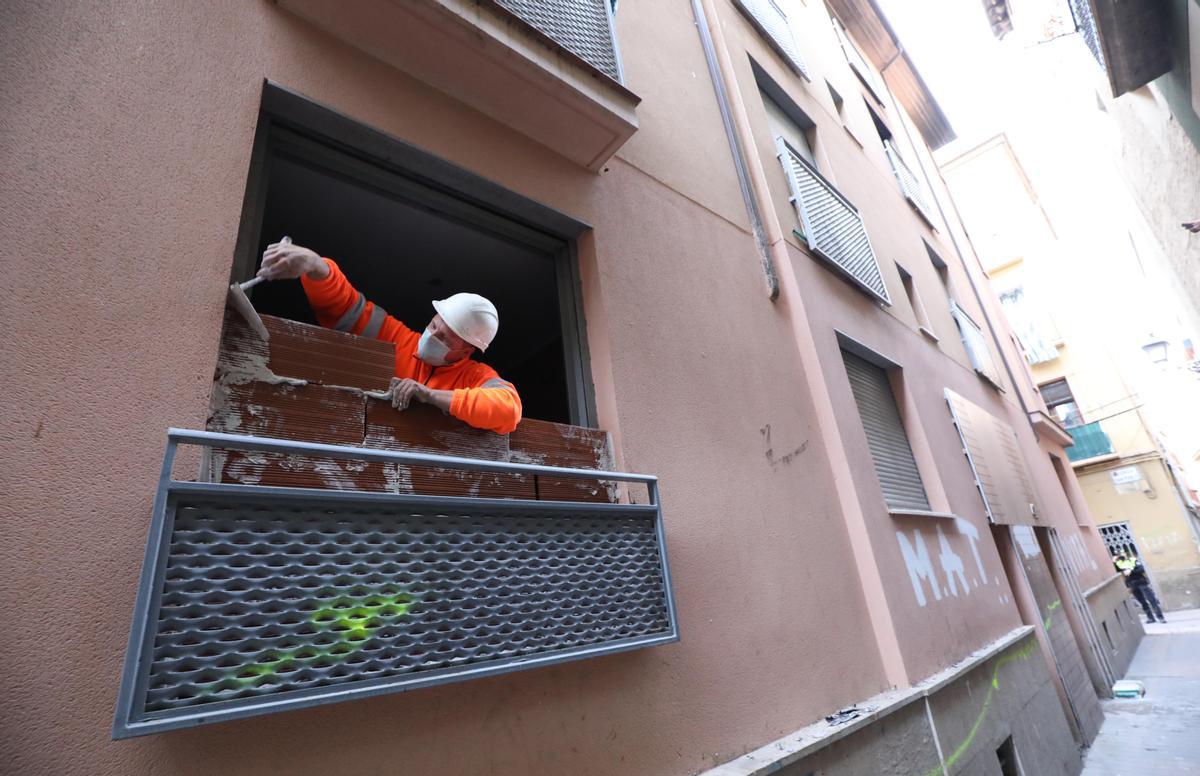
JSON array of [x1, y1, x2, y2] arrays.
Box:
[[113, 428, 678, 739]]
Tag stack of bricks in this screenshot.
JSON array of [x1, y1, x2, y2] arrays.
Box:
[[206, 311, 617, 502]]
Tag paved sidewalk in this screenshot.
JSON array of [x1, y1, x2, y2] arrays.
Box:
[[1081, 608, 1200, 776]]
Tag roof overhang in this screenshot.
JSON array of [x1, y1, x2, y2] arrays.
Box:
[[825, 0, 956, 150]]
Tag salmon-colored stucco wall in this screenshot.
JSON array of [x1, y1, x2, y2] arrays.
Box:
[[716, 0, 1116, 679], [1, 2, 896, 774]]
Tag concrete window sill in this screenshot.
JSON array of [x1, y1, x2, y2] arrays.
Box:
[[889, 508, 958, 520], [277, 0, 640, 171]]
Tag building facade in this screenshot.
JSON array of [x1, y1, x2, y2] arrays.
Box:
[[2, 1, 1135, 774], [943, 134, 1200, 613]]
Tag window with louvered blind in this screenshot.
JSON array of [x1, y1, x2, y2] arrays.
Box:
[[842, 350, 931, 511], [734, 0, 810, 79]]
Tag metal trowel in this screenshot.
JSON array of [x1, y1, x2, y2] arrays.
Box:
[[226, 236, 290, 341]]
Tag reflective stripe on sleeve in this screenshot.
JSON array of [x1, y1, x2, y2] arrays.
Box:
[[482, 378, 514, 390], [333, 293, 366, 332], [361, 303, 388, 338]]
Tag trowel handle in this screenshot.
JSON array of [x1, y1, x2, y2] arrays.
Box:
[[242, 236, 292, 290]]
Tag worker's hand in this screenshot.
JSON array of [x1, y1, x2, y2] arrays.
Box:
[[258, 240, 329, 281], [390, 378, 433, 411]]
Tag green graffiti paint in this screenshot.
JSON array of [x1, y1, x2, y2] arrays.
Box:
[[206, 590, 413, 694], [1043, 599, 1061, 632], [922, 600, 1060, 776]]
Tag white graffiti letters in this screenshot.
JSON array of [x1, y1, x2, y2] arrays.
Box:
[[897, 519, 994, 607]]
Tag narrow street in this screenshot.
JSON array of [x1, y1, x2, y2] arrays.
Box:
[[1082, 609, 1200, 775]]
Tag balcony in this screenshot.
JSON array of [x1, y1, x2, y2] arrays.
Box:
[[776, 139, 890, 304], [1028, 409, 1074, 448], [277, 0, 638, 170], [113, 313, 677, 737], [883, 140, 935, 226], [1066, 421, 1115, 463], [112, 429, 677, 738]]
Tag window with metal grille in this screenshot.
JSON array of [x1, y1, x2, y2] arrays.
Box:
[[842, 350, 931, 511], [1098, 521, 1136, 558], [735, 0, 810, 79], [1038, 378, 1083, 428]]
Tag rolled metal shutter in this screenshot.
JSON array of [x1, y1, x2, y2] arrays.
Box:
[[842, 351, 931, 511]]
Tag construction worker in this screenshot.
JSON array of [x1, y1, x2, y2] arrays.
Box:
[[1114, 551, 1166, 624], [257, 240, 522, 435]]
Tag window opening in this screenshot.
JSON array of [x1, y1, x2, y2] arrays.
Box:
[[896, 262, 935, 337], [1039, 378, 1083, 428], [761, 91, 816, 165], [236, 105, 592, 426], [996, 735, 1022, 776], [841, 349, 931, 511]]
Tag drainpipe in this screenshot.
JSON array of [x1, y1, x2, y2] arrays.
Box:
[[691, 0, 910, 688]]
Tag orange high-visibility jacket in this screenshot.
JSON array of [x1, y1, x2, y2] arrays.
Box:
[[301, 258, 522, 434]]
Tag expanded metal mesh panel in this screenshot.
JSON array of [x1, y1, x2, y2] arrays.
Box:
[[1067, 0, 1105, 70], [884, 140, 934, 222], [779, 143, 889, 303], [119, 485, 674, 735], [735, 0, 809, 78], [496, 0, 620, 80]]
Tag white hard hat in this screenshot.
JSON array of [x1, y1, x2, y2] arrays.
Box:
[[432, 293, 499, 351]]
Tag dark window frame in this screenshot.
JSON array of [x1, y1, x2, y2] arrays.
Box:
[[231, 81, 598, 427], [1038, 377, 1082, 428]]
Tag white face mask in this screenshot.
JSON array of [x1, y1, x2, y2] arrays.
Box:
[[417, 327, 453, 366]]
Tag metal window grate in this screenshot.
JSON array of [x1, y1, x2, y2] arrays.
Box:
[[496, 0, 621, 81], [734, 0, 810, 79], [113, 430, 677, 738], [883, 140, 935, 224], [842, 351, 931, 511], [777, 139, 890, 303], [1098, 522, 1135, 557]]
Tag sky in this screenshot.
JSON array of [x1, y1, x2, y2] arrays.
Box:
[[872, 0, 1076, 147]]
